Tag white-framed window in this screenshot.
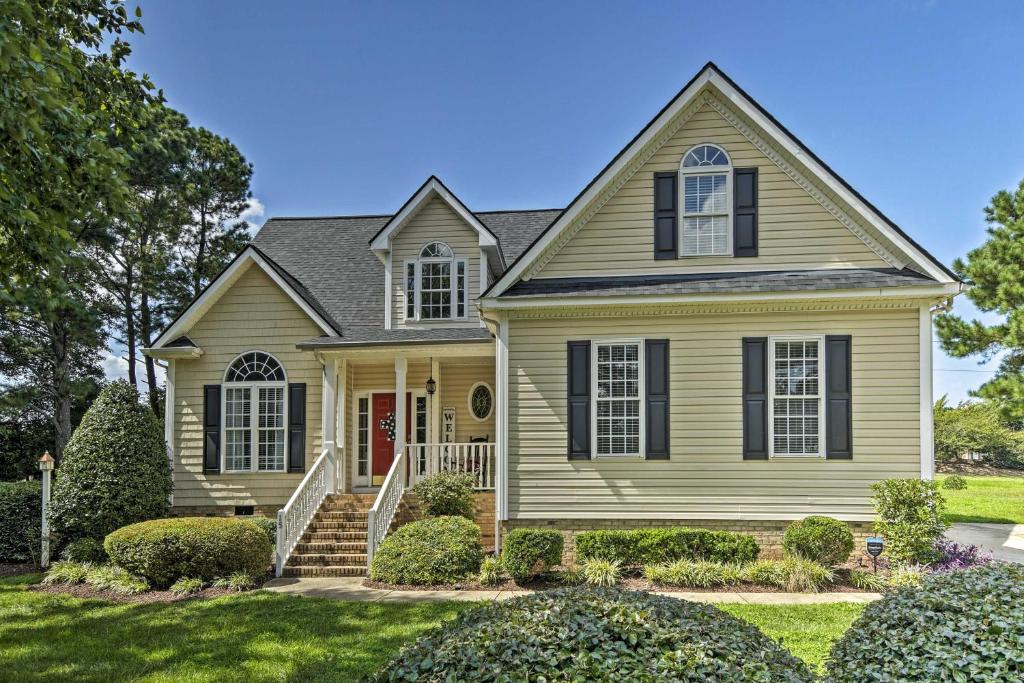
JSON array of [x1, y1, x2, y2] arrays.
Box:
[[592, 339, 645, 457], [680, 143, 731, 256], [404, 242, 468, 322], [468, 382, 493, 422], [768, 336, 825, 458], [222, 351, 287, 472]]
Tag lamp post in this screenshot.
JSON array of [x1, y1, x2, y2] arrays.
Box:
[[38, 452, 55, 568]]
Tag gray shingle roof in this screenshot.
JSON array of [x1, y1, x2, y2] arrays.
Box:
[[251, 209, 558, 342], [503, 268, 937, 298]]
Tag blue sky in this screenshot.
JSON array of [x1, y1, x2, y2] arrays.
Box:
[[116, 0, 1024, 401]]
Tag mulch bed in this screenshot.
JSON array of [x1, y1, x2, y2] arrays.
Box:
[[29, 582, 239, 604], [0, 563, 37, 578], [937, 462, 1024, 478]]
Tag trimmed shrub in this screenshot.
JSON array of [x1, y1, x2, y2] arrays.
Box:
[[372, 587, 815, 682], [942, 474, 967, 490], [369, 516, 483, 585], [574, 527, 759, 566], [60, 537, 108, 564], [248, 516, 276, 545], [581, 557, 620, 587], [104, 517, 272, 588], [411, 471, 475, 519], [825, 564, 1024, 682], [870, 478, 948, 566], [501, 528, 563, 581], [50, 381, 171, 544], [0, 481, 41, 563], [782, 516, 855, 566]]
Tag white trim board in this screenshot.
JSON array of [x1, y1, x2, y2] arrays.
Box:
[[485, 64, 956, 298], [150, 247, 336, 349]]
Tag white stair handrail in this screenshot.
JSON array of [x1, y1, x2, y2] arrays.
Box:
[[366, 448, 406, 566], [275, 449, 333, 577]]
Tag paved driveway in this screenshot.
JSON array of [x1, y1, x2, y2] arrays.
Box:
[[946, 523, 1024, 564]]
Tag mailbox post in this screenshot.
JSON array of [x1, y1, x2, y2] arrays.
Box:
[[38, 452, 55, 568]]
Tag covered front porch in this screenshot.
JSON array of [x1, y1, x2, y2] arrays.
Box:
[[275, 337, 499, 574]]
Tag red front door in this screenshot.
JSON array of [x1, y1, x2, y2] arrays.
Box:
[[371, 392, 411, 485]]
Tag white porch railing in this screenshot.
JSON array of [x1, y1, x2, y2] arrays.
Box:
[[406, 443, 496, 490], [367, 448, 406, 565], [275, 449, 334, 577]]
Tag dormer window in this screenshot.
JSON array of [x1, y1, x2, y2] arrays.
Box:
[[405, 241, 468, 321], [680, 144, 731, 256]]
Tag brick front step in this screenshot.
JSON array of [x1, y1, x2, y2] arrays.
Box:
[[307, 521, 366, 531], [294, 541, 367, 553], [303, 531, 367, 542], [283, 565, 367, 578], [315, 511, 369, 522], [287, 552, 367, 567]]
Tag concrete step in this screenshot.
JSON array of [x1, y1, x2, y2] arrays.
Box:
[[287, 553, 367, 567], [303, 530, 367, 542], [283, 565, 367, 578], [294, 541, 367, 553]]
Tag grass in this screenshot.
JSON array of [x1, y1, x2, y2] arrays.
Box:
[[720, 602, 865, 673], [0, 574, 864, 680], [937, 473, 1024, 523]]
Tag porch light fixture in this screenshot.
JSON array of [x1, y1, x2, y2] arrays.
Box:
[[426, 358, 436, 395]]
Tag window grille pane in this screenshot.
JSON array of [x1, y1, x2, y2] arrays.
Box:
[[224, 387, 251, 470], [406, 263, 416, 320], [420, 262, 452, 319], [456, 261, 466, 317], [595, 342, 642, 456], [772, 338, 821, 456], [358, 397, 369, 477]]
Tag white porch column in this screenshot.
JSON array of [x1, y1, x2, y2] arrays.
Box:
[[494, 314, 509, 553], [164, 360, 175, 505], [322, 358, 338, 493], [337, 358, 348, 492], [920, 304, 934, 480], [394, 357, 407, 456], [430, 358, 441, 443]]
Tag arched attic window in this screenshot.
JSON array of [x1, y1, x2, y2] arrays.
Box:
[[222, 351, 287, 472], [680, 144, 732, 256], [405, 241, 468, 321]]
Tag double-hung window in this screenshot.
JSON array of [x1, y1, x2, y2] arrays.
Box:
[[223, 351, 287, 472], [405, 241, 468, 321], [769, 336, 825, 457], [680, 144, 731, 256], [593, 340, 644, 457]]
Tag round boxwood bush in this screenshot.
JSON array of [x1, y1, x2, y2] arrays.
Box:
[[369, 516, 483, 585], [0, 481, 41, 563], [104, 517, 272, 588], [50, 381, 171, 543], [502, 528, 564, 581], [825, 563, 1024, 682], [372, 587, 814, 682], [942, 474, 967, 490], [60, 537, 108, 563], [411, 471, 475, 519], [782, 516, 855, 567], [248, 516, 276, 545]]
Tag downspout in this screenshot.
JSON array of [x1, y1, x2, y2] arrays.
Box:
[[480, 307, 506, 556]]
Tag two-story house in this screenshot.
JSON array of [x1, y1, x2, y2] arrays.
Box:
[[145, 63, 961, 577]]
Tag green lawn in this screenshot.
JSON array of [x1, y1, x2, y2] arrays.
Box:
[[937, 473, 1024, 524], [0, 575, 863, 681]]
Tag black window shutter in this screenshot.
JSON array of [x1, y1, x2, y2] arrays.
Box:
[[733, 168, 758, 257], [202, 385, 221, 474], [645, 339, 670, 459], [653, 171, 678, 260], [567, 341, 591, 460], [825, 336, 853, 459], [288, 383, 307, 472], [742, 338, 769, 459]]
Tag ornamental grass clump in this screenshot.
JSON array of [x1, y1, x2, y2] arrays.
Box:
[[643, 560, 743, 588], [825, 564, 1024, 682], [581, 557, 621, 587], [477, 556, 505, 586], [371, 588, 815, 682], [42, 561, 92, 585], [169, 577, 205, 596], [84, 565, 149, 594]]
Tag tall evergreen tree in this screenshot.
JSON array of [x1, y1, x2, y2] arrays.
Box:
[[936, 178, 1024, 424]]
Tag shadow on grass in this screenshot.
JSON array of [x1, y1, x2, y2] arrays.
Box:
[[945, 514, 1020, 525], [0, 577, 471, 682]]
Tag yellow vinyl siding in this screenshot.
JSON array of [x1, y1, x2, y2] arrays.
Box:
[[506, 304, 921, 521], [440, 359, 496, 443], [536, 102, 890, 278], [172, 264, 324, 508], [391, 196, 482, 328]]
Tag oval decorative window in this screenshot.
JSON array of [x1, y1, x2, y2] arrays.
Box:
[[469, 382, 493, 421]]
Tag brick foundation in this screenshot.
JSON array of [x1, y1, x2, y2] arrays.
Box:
[[170, 505, 280, 519], [502, 518, 874, 563], [392, 492, 496, 550]]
